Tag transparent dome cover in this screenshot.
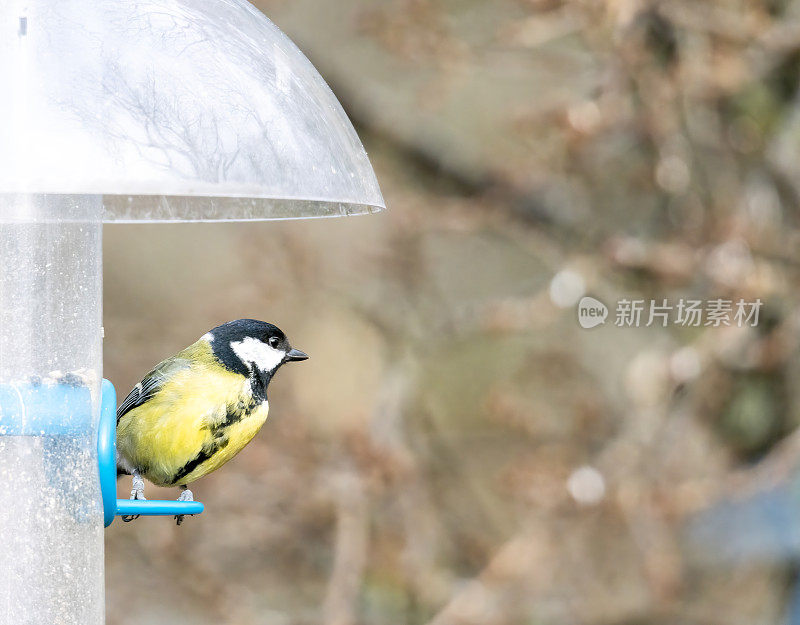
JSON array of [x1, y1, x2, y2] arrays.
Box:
[[0, 1, 384, 221]]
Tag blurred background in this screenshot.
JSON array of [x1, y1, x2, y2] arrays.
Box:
[[104, 1, 800, 623]]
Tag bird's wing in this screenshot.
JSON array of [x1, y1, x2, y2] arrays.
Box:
[[116, 357, 192, 422]]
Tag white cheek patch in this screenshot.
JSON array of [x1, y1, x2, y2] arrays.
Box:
[[230, 337, 285, 373]]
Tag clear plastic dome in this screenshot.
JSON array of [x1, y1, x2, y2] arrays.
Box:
[[0, 0, 385, 221]]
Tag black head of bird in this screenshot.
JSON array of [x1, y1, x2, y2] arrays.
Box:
[[207, 318, 308, 392]]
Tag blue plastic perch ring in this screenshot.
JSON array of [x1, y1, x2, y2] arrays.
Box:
[[98, 379, 204, 526]]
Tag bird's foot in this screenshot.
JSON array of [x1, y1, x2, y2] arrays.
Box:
[[175, 488, 194, 526], [122, 471, 146, 522], [130, 472, 146, 500]]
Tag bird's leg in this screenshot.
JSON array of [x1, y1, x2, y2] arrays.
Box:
[[121, 470, 146, 523], [175, 485, 194, 526], [130, 471, 146, 500]]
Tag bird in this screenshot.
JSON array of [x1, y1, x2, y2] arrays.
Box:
[[115, 319, 308, 524]]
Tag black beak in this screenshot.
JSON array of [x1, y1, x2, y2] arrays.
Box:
[[285, 348, 309, 362]]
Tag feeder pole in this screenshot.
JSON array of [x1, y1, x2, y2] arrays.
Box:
[[0, 194, 104, 624]]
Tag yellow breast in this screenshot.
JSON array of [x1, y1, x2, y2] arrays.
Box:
[[177, 401, 270, 484], [117, 362, 270, 487]]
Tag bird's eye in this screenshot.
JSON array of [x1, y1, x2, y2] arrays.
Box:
[[268, 337, 280, 349]]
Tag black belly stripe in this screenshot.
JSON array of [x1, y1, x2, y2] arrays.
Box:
[[170, 438, 229, 485], [167, 398, 264, 486], [217, 396, 260, 430]]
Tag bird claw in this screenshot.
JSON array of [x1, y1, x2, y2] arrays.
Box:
[[175, 488, 194, 526], [122, 471, 146, 522], [130, 473, 146, 500]]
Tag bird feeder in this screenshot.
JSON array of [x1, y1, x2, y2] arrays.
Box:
[[0, 1, 384, 623]]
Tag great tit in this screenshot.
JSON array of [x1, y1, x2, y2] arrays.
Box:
[[116, 319, 308, 523]]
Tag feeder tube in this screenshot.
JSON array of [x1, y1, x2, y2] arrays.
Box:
[[0, 194, 104, 625]]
